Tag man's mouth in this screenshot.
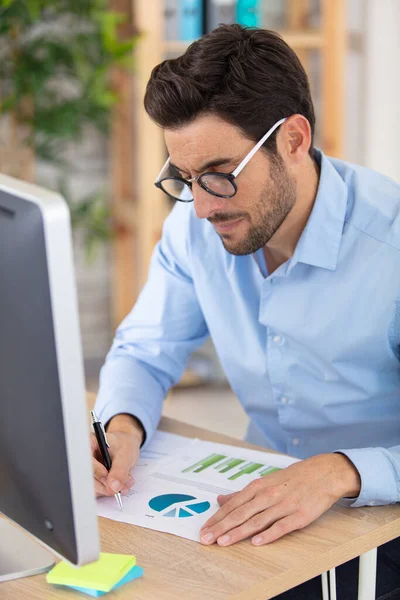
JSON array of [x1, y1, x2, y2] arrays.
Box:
[[211, 217, 245, 234]]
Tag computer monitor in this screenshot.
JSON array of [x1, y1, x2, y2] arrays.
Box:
[[0, 174, 100, 582]]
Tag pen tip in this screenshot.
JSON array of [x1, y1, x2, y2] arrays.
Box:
[[116, 492, 124, 511]]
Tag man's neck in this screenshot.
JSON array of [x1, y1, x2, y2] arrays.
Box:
[[263, 156, 320, 275]]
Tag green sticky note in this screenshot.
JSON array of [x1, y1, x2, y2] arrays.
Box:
[[46, 553, 136, 592]]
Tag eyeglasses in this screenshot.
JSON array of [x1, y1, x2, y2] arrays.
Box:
[[154, 117, 287, 202]]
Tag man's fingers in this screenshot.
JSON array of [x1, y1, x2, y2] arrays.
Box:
[[95, 475, 133, 498], [94, 479, 107, 497], [217, 492, 237, 507], [106, 451, 137, 494], [90, 433, 104, 462], [105, 472, 135, 495], [90, 434, 98, 453], [123, 475, 135, 491], [252, 514, 306, 546], [201, 497, 266, 545], [215, 505, 288, 547], [92, 456, 109, 482], [120, 479, 135, 496], [90, 430, 139, 496], [201, 482, 259, 532]]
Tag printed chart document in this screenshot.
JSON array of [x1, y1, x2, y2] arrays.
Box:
[[131, 431, 191, 481], [97, 433, 299, 542]]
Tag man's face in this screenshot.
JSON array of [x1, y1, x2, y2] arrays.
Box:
[[164, 114, 297, 255]]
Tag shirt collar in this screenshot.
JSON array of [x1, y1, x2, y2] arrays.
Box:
[[288, 149, 348, 273]]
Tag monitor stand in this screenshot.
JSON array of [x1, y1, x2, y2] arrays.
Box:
[[0, 519, 55, 582]]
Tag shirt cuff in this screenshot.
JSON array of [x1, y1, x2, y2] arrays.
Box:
[[335, 448, 400, 507], [94, 355, 166, 451]]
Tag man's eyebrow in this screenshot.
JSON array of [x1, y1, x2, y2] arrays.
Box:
[[169, 158, 234, 176]]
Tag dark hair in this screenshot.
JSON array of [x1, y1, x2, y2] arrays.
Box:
[[144, 24, 315, 157]]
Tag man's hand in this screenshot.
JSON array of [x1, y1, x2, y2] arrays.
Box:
[[200, 453, 361, 547], [91, 414, 144, 498]]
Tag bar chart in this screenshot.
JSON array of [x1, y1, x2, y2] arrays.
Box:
[[182, 453, 281, 481]]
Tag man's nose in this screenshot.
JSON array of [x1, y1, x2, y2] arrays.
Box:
[[193, 184, 225, 219]]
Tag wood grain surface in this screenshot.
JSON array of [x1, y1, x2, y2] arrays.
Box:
[[2, 396, 400, 599]]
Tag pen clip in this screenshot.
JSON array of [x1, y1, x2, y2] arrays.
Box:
[[90, 411, 110, 448], [101, 422, 110, 448]]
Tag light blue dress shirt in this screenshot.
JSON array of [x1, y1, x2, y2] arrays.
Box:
[[95, 150, 400, 507]]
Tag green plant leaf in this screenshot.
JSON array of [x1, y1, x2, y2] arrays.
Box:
[[0, 0, 135, 258]]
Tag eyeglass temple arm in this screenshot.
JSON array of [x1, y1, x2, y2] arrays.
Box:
[[155, 157, 171, 183], [231, 117, 287, 178], [155, 117, 287, 183]]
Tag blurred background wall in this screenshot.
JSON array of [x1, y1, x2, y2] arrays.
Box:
[[1, 0, 399, 438]]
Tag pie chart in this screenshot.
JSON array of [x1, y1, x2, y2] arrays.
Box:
[[148, 494, 211, 518]]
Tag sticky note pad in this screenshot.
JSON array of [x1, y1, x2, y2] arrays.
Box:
[[69, 565, 144, 597], [46, 553, 136, 592]]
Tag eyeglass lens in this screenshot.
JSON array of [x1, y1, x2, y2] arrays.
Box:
[[200, 174, 235, 196], [161, 173, 236, 201], [160, 178, 193, 201]]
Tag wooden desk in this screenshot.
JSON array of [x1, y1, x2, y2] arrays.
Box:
[[2, 417, 400, 600]]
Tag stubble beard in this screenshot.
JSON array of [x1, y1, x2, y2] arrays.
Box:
[[219, 156, 297, 256]]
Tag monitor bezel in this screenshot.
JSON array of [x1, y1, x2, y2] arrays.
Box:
[[0, 173, 100, 566]]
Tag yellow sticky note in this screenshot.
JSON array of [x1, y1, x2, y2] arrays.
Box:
[[46, 553, 136, 592]]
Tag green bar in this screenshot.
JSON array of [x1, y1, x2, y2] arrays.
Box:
[[228, 462, 264, 480], [218, 459, 245, 473], [194, 454, 226, 473], [213, 458, 232, 470], [259, 466, 281, 477], [182, 453, 226, 473]]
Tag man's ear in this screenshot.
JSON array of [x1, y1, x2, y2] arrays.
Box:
[[279, 114, 312, 165]]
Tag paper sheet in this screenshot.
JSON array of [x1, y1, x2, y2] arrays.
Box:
[[97, 433, 299, 542], [132, 430, 191, 481]]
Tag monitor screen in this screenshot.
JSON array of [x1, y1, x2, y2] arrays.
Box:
[[0, 175, 99, 580]]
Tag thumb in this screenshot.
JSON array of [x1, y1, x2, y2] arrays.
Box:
[[105, 448, 137, 494]]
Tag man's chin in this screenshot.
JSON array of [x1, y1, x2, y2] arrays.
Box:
[[220, 236, 257, 256], [218, 226, 273, 255]]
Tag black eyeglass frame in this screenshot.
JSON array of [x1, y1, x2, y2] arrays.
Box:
[[154, 117, 288, 203], [154, 172, 238, 202]]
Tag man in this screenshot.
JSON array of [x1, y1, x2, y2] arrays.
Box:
[[93, 24, 400, 598]]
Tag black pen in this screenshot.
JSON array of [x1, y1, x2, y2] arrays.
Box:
[[90, 410, 123, 511]]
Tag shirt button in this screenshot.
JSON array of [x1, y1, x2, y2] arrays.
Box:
[[292, 437, 301, 446], [280, 396, 288, 405], [273, 335, 282, 344]]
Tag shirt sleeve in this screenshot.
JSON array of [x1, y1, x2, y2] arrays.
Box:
[[335, 298, 400, 507], [335, 447, 400, 507], [94, 202, 209, 448]]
